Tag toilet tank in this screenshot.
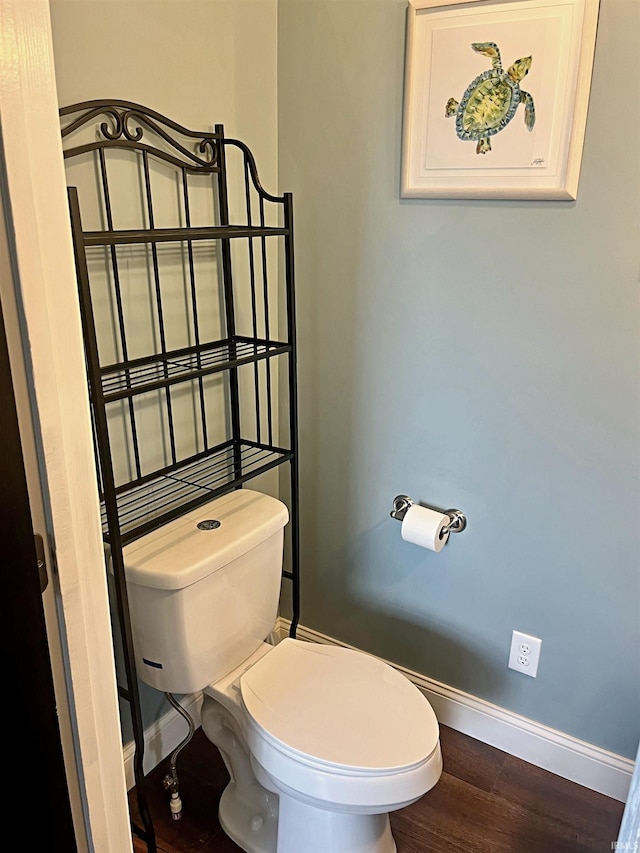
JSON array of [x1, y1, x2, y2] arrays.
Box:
[[121, 489, 289, 694]]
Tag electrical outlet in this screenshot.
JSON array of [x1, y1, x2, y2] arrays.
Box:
[[508, 630, 541, 677]]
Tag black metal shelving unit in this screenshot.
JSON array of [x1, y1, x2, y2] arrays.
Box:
[[59, 100, 300, 853]]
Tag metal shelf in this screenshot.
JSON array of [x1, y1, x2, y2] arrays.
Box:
[[101, 336, 291, 401], [61, 101, 300, 853], [103, 440, 293, 544], [82, 224, 288, 247]]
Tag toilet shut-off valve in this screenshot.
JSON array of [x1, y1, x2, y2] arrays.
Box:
[[163, 766, 184, 820], [167, 787, 183, 821]]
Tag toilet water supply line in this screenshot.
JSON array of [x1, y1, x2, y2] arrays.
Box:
[[163, 693, 196, 820]]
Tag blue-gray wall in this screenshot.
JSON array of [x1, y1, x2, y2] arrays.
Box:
[[278, 0, 640, 758]]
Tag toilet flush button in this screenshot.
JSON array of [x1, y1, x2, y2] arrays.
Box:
[[197, 519, 221, 530]]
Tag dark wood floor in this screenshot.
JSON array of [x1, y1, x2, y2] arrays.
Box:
[[130, 725, 624, 853]]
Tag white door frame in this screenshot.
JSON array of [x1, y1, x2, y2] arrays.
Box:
[[0, 1, 132, 850]]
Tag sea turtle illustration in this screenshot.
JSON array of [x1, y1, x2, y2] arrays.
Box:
[[445, 42, 535, 154]]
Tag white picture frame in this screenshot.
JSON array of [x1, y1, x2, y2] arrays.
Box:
[[401, 0, 600, 200]]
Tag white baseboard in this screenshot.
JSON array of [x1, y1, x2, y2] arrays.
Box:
[[122, 621, 633, 803], [123, 692, 203, 791], [276, 618, 633, 803]]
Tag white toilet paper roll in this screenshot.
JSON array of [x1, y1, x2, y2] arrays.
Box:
[[401, 504, 450, 552]]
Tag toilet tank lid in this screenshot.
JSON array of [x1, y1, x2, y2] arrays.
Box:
[[122, 489, 288, 590]]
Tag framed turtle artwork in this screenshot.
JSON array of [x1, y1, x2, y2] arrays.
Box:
[[401, 0, 601, 199]]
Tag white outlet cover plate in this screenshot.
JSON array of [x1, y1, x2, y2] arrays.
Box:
[[508, 630, 542, 677]]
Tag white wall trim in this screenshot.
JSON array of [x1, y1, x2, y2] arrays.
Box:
[[276, 619, 633, 803]]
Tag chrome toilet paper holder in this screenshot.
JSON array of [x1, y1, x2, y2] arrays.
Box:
[[390, 495, 467, 535]]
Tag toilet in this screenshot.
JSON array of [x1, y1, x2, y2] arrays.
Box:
[[122, 488, 442, 853]]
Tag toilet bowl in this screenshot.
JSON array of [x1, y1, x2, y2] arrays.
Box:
[[122, 488, 443, 853], [202, 638, 442, 853]]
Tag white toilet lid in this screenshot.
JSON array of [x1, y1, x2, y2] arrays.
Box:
[[240, 639, 439, 772]]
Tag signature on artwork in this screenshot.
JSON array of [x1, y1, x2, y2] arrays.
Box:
[[531, 158, 545, 166]]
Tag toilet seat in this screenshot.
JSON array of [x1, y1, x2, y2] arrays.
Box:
[[241, 638, 438, 772], [239, 639, 442, 810]]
